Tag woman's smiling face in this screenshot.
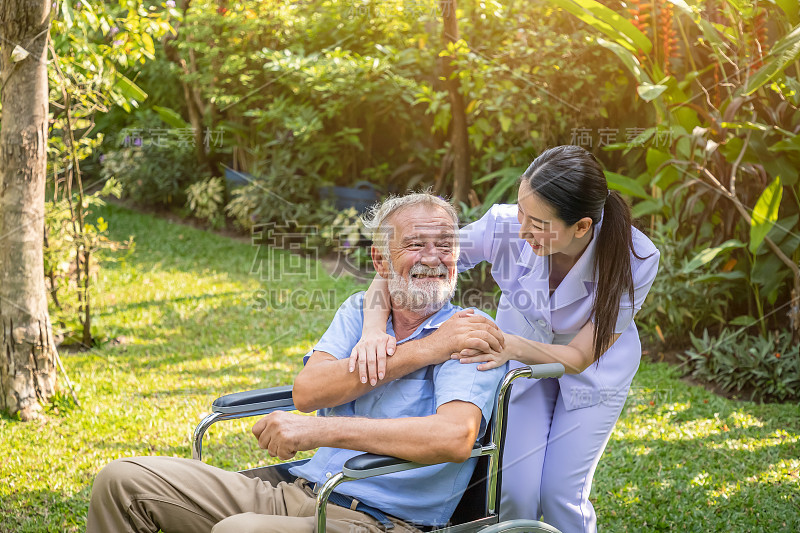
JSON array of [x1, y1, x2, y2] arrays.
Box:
[[516, 180, 585, 257]]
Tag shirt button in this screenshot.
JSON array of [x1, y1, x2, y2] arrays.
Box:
[[537, 319, 547, 327], [325, 472, 332, 478]]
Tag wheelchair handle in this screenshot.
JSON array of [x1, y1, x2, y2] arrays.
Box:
[[528, 363, 565, 379]]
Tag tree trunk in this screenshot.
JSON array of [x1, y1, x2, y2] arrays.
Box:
[[163, 0, 212, 173], [441, 0, 471, 207], [0, 1, 57, 420]]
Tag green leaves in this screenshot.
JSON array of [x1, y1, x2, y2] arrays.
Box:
[[547, 0, 652, 54], [61, 0, 74, 29], [153, 105, 189, 129], [636, 83, 669, 102], [681, 240, 744, 274], [596, 38, 652, 84], [776, 0, 800, 25], [475, 166, 527, 209], [745, 25, 800, 95], [749, 175, 783, 254], [605, 171, 650, 199], [114, 73, 148, 103]]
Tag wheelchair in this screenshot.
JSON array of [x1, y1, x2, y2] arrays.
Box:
[[192, 363, 566, 533]]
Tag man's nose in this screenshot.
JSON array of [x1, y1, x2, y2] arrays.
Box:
[[420, 243, 440, 266]]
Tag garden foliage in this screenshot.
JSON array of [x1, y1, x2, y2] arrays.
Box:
[[45, 0, 172, 345], [88, 0, 800, 399], [544, 0, 800, 399]]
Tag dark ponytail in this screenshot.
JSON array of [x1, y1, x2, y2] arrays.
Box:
[[592, 189, 638, 362], [522, 145, 646, 363]]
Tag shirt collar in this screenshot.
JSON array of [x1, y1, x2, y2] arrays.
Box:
[[386, 301, 458, 344]]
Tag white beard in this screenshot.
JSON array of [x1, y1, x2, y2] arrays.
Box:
[[387, 262, 457, 316]]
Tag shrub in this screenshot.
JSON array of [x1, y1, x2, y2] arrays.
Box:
[[186, 176, 225, 228], [682, 329, 800, 403], [100, 110, 204, 207], [636, 221, 741, 346], [224, 147, 324, 231], [547, 0, 800, 339], [319, 207, 373, 272], [44, 179, 133, 346], [100, 141, 202, 207]]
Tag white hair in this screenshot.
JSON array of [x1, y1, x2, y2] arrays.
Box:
[[361, 192, 459, 262]]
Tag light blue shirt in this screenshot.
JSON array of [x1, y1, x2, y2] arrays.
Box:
[[289, 292, 507, 526]]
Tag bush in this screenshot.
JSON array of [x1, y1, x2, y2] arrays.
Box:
[[682, 329, 800, 403], [44, 179, 133, 346], [100, 110, 204, 207], [319, 207, 373, 271], [186, 177, 225, 228], [100, 141, 202, 207], [547, 0, 800, 339], [636, 221, 741, 346], [224, 147, 326, 231]]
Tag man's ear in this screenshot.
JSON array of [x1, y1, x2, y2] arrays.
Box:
[[371, 245, 390, 278], [573, 217, 593, 239]]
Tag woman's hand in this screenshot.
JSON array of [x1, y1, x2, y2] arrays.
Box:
[[428, 309, 505, 363], [349, 330, 397, 386], [451, 347, 511, 371], [450, 326, 512, 371]]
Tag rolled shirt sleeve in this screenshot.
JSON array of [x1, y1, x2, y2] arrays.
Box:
[[432, 308, 507, 435], [303, 292, 365, 364], [433, 359, 505, 436]]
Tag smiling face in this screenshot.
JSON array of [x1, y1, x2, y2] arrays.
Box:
[[374, 203, 458, 315], [517, 180, 593, 257]]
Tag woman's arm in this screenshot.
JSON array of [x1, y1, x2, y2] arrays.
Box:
[[349, 274, 395, 385], [454, 321, 621, 374]]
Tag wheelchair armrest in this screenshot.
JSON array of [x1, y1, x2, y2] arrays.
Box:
[[193, 385, 295, 461], [212, 384, 295, 414], [341, 442, 483, 479]]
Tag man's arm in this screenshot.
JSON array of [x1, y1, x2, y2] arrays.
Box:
[[292, 311, 504, 413], [292, 348, 440, 413], [252, 400, 482, 464]]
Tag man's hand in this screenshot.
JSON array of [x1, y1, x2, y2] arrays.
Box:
[[251, 411, 318, 461], [428, 309, 505, 357]]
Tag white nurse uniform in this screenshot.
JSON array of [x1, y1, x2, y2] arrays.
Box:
[[458, 204, 660, 532]]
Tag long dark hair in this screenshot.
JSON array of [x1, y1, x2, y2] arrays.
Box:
[[521, 145, 647, 363]]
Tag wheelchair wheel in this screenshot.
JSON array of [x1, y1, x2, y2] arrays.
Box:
[[478, 519, 562, 533]]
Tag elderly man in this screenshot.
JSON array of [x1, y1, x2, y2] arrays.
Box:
[[87, 193, 507, 533]]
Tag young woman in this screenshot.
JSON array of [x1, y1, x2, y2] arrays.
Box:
[[350, 145, 660, 532]]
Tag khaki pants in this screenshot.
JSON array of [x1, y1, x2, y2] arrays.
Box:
[[86, 456, 423, 533]]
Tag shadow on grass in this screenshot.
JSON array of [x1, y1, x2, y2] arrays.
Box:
[[90, 290, 250, 320]]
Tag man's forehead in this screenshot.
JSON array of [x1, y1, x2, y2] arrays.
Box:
[[399, 225, 456, 241], [393, 218, 456, 239]]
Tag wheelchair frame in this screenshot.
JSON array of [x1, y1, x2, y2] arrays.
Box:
[[192, 363, 565, 532]]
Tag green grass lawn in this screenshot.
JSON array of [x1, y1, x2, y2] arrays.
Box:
[[1, 204, 798, 532]]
